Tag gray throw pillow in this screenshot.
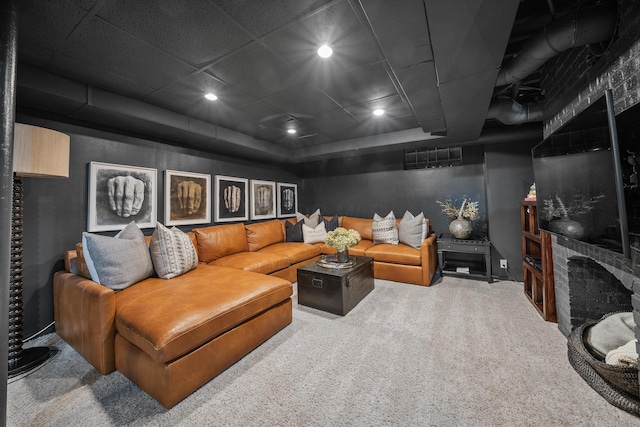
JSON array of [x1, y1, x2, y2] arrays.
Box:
[[399, 210, 426, 249], [149, 223, 198, 279], [82, 221, 154, 290], [372, 211, 399, 245]]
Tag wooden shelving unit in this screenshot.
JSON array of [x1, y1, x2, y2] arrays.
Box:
[[521, 201, 557, 322]]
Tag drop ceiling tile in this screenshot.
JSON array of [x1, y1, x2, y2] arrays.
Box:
[[236, 101, 291, 126], [17, 0, 88, 53], [213, 0, 332, 37], [69, 0, 99, 10], [302, 108, 359, 138], [262, 0, 381, 79], [263, 84, 340, 122], [57, 17, 196, 90], [96, 0, 253, 66], [249, 117, 321, 145], [345, 95, 414, 121], [207, 43, 307, 99], [149, 72, 257, 108], [360, 0, 432, 69], [313, 62, 397, 107], [393, 62, 445, 132]]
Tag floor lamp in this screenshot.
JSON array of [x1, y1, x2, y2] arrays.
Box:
[[9, 123, 70, 377]]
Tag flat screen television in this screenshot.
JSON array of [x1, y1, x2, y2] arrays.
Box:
[[532, 89, 639, 262]]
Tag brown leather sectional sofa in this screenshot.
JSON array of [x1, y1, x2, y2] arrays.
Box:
[[53, 216, 437, 409]]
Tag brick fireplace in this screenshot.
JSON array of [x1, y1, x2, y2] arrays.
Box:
[[540, 7, 640, 394], [551, 234, 636, 337]]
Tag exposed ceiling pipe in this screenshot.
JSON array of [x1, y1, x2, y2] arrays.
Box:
[[495, 1, 618, 87], [486, 96, 544, 125]]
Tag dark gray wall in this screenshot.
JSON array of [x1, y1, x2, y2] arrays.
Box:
[[300, 146, 489, 248], [19, 115, 537, 337], [301, 144, 536, 282], [485, 140, 538, 281], [19, 117, 301, 337]]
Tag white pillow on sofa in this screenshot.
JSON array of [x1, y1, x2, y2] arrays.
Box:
[[302, 221, 327, 244], [372, 211, 399, 245], [296, 208, 321, 228], [82, 221, 154, 290], [399, 210, 427, 249], [149, 222, 198, 279]]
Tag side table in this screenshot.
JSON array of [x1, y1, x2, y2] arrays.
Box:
[[437, 234, 492, 282]]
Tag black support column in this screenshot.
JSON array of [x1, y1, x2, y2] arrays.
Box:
[[0, 0, 18, 425]]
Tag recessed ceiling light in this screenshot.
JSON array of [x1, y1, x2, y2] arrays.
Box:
[[373, 108, 385, 116], [317, 45, 333, 58], [287, 129, 297, 134], [204, 93, 218, 101]]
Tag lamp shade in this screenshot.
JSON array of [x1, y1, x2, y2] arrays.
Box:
[[13, 123, 70, 178]]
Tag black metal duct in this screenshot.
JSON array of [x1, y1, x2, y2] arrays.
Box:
[[495, 1, 618, 87], [486, 96, 544, 124]]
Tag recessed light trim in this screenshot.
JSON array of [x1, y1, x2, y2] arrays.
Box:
[[287, 129, 297, 134], [373, 108, 385, 116], [204, 93, 218, 101], [317, 45, 333, 58]]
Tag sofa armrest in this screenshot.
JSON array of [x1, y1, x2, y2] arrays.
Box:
[[420, 233, 438, 285], [53, 271, 116, 374]]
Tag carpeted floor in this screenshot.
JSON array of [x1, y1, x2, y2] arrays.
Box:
[[8, 277, 640, 426]]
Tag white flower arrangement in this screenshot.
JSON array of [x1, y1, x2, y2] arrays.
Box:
[[324, 227, 361, 252], [436, 196, 479, 220]]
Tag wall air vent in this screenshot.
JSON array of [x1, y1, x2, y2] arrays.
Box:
[[404, 146, 462, 169]]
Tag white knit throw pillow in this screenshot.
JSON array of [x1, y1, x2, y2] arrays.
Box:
[[372, 211, 399, 245]]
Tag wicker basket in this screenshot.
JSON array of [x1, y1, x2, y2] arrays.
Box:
[[568, 319, 640, 416]]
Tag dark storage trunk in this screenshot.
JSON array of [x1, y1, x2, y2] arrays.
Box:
[[297, 256, 374, 315]]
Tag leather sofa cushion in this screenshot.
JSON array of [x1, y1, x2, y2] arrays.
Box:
[[342, 217, 372, 241], [194, 223, 249, 263], [365, 243, 421, 266], [245, 220, 284, 252], [344, 239, 375, 256], [210, 251, 290, 274], [258, 242, 321, 264], [318, 239, 374, 255], [114, 264, 292, 364]]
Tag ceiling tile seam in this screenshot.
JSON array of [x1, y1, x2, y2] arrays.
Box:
[[422, 0, 448, 133], [42, 0, 111, 67], [138, 43, 261, 103], [350, 0, 422, 128], [194, 0, 341, 71], [252, 0, 346, 40], [252, 42, 399, 127], [120, 0, 347, 96]]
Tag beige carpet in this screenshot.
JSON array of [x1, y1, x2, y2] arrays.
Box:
[[8, 277, 639, 426]]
